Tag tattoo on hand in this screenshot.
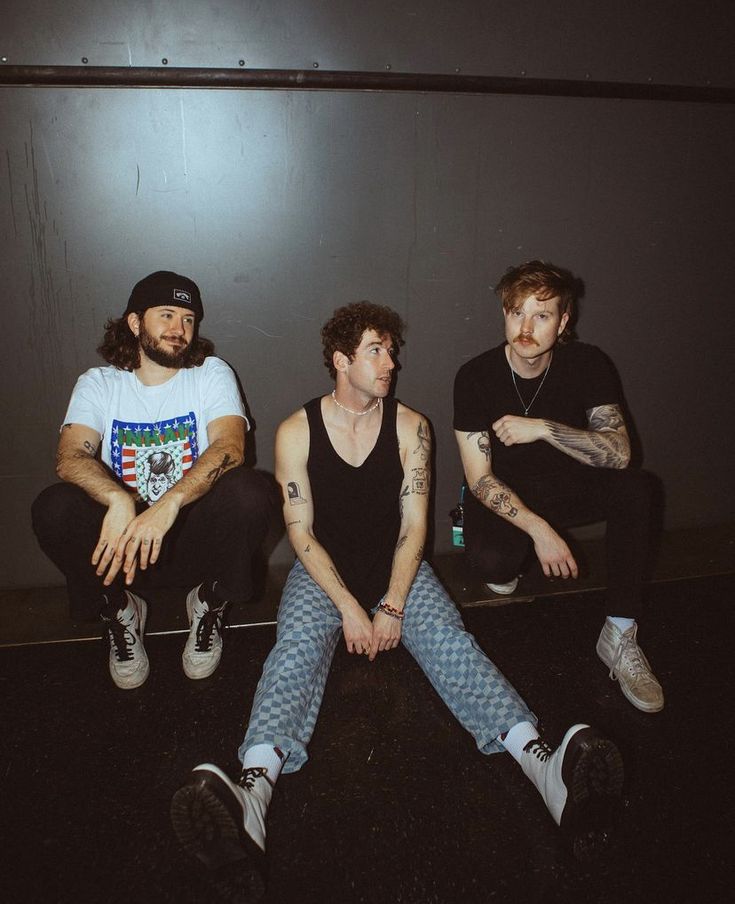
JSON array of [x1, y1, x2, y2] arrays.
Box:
[[287, 481, 308, 505], [471, 475, 518, 518], [206, 454, 234, 482]]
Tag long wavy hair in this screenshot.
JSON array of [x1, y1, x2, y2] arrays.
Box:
[[97, 315, 214, 370]]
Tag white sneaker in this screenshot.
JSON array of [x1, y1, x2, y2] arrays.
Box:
[[102, 591, 149, 689], [182, 586, 226, 679], [171, 763, 272, 892], [521, 724, 624, 859], [485, 577, 519, 595], [596, 618, 664, 713]]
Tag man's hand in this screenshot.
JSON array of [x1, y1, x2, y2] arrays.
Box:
[[92, 494, 137, 585], [530, 522, 579, 579], [341, 601, 374, 656], [369, 610, 402, 661], [492, 415, 545, 447], [115, 495, 183, 584]]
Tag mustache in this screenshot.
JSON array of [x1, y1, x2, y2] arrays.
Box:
[[513, 334, 539, 346]]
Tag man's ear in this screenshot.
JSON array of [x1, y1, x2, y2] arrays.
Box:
[[127, 312, 141, 338], [557, 311, 570, 337], [333, 349, 350, 373]]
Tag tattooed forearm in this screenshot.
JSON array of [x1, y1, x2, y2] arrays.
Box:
[[466, 431, 492, 463], [546, 405, 630, 468], [399, 485, 410, 517], [414, 420, 431, 461], [286, 519, 302, 527], [329, 566, 345, 588], [304, 544, 311, 553], [471, 475, 519, 518], [206, 454, 235, 482], [395, 535, 408, 551], [287, 481, 308, 505], [414, 544, 424, 562]]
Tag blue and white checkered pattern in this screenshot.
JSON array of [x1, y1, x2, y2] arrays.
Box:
[[239, 560, 535, 773]]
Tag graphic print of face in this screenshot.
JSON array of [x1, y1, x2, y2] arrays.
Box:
[[145, 451, 176, 503]]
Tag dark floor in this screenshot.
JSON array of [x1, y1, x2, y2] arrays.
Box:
[[1, 572, 733, 904]]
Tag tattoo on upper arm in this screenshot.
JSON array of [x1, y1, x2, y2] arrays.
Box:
[[471, 475, 518, 518], [411, 467, 429, 494], [206, 454, 235, 482], [414, 421, 431, 461], [286, 519, 302, 527], [287, 481, 308, 505], [547, 404, 629, 468], [466, 431, 491, 462], [83, 440, 98, 456]]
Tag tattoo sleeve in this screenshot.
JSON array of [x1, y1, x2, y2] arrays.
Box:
[[470, 475, 519, 518], [546, 404, 630, 468]]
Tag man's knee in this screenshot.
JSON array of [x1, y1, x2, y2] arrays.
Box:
[[213, 468, 278, 524], [31, 483, 88, 542]]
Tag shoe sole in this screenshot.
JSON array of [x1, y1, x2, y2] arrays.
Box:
[[170, 774, 266, 898], [559, 727, 624, 861], [109, 596, 149, 690]]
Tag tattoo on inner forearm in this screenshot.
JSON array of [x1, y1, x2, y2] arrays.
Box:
[[286, 519, 302, 527], [287, 481, 308, 505], [399, 485, 410, 517], [206, 454, 234, 482], [471, 475, 518, 518], [414, 544, 424, 562], [304, 544, 311, 553], [396, 535, 408, 551], [329, 566, 345, 588], [548, 405, 629, 468], [467, 431, 491, 462]]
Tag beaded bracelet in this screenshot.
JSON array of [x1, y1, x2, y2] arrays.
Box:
[[378, 602, 405, 620]]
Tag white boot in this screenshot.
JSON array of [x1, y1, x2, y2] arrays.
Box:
[[171, 762, 273, 892], [521, 724, 624, 858]]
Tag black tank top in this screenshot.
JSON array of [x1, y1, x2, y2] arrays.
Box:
[[305, 395, 403, 609]]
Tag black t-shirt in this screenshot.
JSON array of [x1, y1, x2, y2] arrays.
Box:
[[453, 341, 622, 483]]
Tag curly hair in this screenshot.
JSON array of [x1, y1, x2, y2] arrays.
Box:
[[97, 316, 214, 370], [495, 260, 581, 344], [321, 302, 405, 379]]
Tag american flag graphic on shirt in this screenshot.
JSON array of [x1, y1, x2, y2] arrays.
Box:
[[109, 413, 200, 505]]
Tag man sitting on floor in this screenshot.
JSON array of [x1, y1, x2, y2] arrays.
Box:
[[453, 259, 663, 713], [32, 271, 271, 688], [171, 302, 624, 895]]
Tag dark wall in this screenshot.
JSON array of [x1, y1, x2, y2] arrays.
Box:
[[2, 1, 734, 587]]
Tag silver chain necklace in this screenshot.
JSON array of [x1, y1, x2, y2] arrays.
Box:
[[507, 352, 552, 417], [331, 389, 382, 416]]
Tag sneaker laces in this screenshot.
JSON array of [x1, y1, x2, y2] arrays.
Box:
[[238, 767, 269, 790], [104, 617, 137, 663], [193, 606, 222, 653], [609, 624, 652, 682], [523, 738, 552, 762]]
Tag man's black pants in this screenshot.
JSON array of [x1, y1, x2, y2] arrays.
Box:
[[462, 466, 654, 610], [31, 468, 274, 619]]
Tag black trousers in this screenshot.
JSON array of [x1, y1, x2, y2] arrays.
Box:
[[31, 468, 274, 619], [462, 466, 654, 610]]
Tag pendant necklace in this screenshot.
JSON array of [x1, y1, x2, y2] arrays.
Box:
[[507, 352, 552, 417], [331, 389, 381, 416]]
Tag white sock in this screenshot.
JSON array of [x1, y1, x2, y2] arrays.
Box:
[[500, 721, 540, 765], [608, 616, 635, 632], [242, 744, 284, 783]]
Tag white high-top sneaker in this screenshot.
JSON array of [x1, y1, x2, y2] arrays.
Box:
[[596, 618, 664, 712], [171, 763, 273, 893], [521, 724, 624, 859]]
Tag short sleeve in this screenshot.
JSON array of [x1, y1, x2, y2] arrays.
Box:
[[61, 369, 108, 436], [579, 346, 623, 411], [453, 361, 488, 432], [201, 358, 250, 431]]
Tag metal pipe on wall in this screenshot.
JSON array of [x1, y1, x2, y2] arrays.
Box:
[[1, 65, 733, 103]]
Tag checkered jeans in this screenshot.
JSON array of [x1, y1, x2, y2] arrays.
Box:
[[239, 560, 535, 772]]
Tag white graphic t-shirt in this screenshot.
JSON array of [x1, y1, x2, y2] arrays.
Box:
[[62, 357, 249, 505]]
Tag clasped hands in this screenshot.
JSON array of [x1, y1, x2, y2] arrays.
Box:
[[342, 604, 401, 662], [91, 493, 181, 586]]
